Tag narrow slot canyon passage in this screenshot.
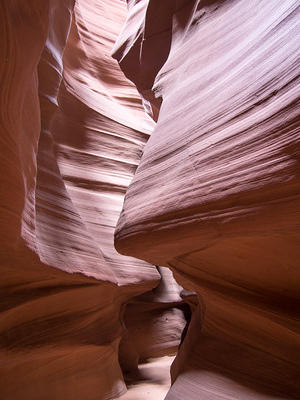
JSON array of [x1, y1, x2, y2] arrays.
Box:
[[0, 1, 299, 400]]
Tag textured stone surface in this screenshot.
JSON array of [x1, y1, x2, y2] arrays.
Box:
[[2, 0, 299, 398], [119, 267, 188, 372], [0, 1, 184, 399], [114, 1, 300, 399]]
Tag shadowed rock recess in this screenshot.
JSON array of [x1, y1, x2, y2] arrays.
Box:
[[0, 1, 299, 400]]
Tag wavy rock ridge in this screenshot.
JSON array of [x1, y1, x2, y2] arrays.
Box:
[[0, 1, 185, 399], [1, 0, 299, 399], [114, 0, 300, 399]]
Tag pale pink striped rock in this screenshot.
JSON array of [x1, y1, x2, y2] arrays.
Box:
[[0, 1, 185, 399], [114, 1, 300, 399]]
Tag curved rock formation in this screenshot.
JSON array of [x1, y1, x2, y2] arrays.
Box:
[[0, 1, 185, 399], [119, 266, 188, 373], [114, 0, 300, 399], [2, 0, 299, 398]]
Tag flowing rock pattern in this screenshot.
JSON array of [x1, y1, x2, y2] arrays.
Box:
[[0, 1, 185, 399], [119, 267, 188, 373], [114, 0, 300, 399]]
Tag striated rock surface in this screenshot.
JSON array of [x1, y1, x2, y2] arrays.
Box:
[[114, 0, 300, 399], [0, 1, 185, 399], [119, 267, 188, 373]]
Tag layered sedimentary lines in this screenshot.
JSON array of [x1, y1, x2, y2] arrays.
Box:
[[0, 1, 184, 399], [115, 0, 300, 258], [0, 251, 127, 400], [114, 0, 300, 399], [35, 0, 157, 284], [1, 0, 299, 399]]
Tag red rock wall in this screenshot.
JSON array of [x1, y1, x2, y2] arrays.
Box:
[[119, 266, 188, 373], [0, 1, 185, 399], [114, 0, 300, 399]]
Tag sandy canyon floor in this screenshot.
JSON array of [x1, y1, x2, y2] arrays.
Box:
[[118, 356, 174, 400]]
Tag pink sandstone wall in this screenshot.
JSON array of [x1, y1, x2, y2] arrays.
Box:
[[0, 1, 185, 399], [114, 1, 300, 399]]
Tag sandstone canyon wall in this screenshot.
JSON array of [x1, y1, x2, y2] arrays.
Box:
[[0, 1, 185, 399], [114, 0, 300, 399], [1, 0, 299, 399]]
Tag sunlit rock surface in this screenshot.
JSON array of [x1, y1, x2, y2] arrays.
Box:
[[114, 0, 300, 399], [119, 356, 175, 400], [0, 1, 184, 399]]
